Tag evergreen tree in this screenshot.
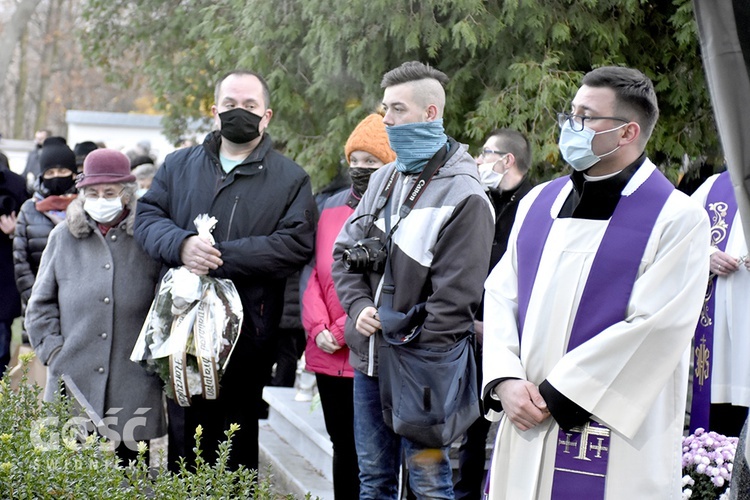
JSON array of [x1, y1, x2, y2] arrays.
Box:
[[82, 0, 716, 188]]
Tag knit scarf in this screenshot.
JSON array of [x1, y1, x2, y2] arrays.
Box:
[[386, 119, 447, 174]]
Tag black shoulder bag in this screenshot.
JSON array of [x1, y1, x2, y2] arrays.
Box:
[[376, 139, 481, 448]]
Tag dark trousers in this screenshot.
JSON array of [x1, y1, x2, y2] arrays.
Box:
[[167, 333, 276, 472], [454, 342, 490, 499], [316, 373, 359, 500], [710, 403, 749, 437], [0, 320, 12, 378], [454, 415, 491, 499], [271, 327, 305, 387]]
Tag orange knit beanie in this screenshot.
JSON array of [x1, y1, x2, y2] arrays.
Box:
[[344, 113, 396, 165]]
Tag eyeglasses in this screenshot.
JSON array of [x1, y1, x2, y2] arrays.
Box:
[[83, 187, 125, 200], [557, 112, 629, 132], [478, 149, 508, 159]]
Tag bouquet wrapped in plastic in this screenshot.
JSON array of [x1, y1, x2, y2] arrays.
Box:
[[131, 214, 243, 406]]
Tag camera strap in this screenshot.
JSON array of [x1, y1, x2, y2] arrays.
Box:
[[375, 137, 459, 221], [380, 138, 458, 315]]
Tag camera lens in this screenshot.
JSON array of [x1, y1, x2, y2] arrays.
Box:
[[342, 247, 369, 272]]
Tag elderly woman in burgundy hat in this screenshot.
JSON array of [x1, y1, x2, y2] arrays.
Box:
[[25, 149, 165, 465]]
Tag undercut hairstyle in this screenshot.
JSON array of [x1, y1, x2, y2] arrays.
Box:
[[582, 66, 659, 143], [381, 61, 449, 114], [487, 128, 532, 173], [380, 61, 449, 89], [214, 70, 271, 109]]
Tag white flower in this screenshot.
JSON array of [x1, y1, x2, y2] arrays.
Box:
[[682, 475, 695, 487], [186, 365, 203, 396], [720, 466, 730, 480], [682, 488, 692, 499]]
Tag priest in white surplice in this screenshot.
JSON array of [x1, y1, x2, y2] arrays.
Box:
[[690, 171, 750, 437], [482, 66, 710, 500]]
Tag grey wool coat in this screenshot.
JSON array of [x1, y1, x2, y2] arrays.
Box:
[[25, 195, 166, 443]]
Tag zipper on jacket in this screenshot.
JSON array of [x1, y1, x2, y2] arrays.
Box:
[[367, 336, 375, 376], [225, 196, 240, 242], [367, 273, 386, 377]]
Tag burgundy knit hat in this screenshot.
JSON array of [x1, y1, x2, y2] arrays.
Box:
[[76, 149, 136, 188]]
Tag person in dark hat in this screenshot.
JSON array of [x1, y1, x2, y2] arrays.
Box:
[[129, 154, 155, 171], [14, 137, 78, 366], [25, 148, 165, 465], [73, 141, 99, 173]]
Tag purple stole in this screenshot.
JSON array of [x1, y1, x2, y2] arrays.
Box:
[[690, 171, 737, 433], [515, 167, 674, 500]]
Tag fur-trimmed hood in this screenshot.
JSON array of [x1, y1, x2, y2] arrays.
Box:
[[66, 195, 137, 238]]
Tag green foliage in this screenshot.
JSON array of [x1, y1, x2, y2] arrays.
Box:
[[0, 354, 303, 499], [80, 0, 717, 189]]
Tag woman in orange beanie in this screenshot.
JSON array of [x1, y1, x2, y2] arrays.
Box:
[[301, 112, 395, 499]]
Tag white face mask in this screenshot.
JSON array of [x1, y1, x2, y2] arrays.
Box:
[[84, 197, 124, 224], [558, 121, 625, 171], [135, 188, 148, 199], [477, 159, 506, 190]]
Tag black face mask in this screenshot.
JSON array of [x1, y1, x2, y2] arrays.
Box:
[[350, 167, 376, 196], [42, 176, 75, 196], [219, 108, 263, 144]]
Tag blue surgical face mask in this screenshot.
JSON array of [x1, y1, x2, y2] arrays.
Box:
[[135, 188, 148, 199], [558, 121, 626, 171]]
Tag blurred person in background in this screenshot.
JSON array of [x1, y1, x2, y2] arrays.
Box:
[[0, 151, 30, 376], [22, 129, 51, 192], [74, 141, 100, 174], [132, 162, 157, 198]]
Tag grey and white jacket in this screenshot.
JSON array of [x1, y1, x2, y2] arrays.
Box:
[[332, 140, 494, 376]]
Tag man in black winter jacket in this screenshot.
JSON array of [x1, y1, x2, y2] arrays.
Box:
[[134, 70, 316, 472]]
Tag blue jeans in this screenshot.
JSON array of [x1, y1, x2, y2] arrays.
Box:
[[353, 369, 455, 500]]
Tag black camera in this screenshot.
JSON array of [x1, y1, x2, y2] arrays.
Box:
[[342, 237, 387, 273]]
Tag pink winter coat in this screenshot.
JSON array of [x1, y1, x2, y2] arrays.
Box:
[[302, 188, 358, 377]]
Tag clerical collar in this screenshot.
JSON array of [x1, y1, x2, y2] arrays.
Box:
[[560, 152, 646, 220], [583, 169, 622, 182]]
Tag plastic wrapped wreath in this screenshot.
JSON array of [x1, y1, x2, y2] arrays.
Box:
[[131, 214, 243, 406], [681, 427, 737, 500]]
